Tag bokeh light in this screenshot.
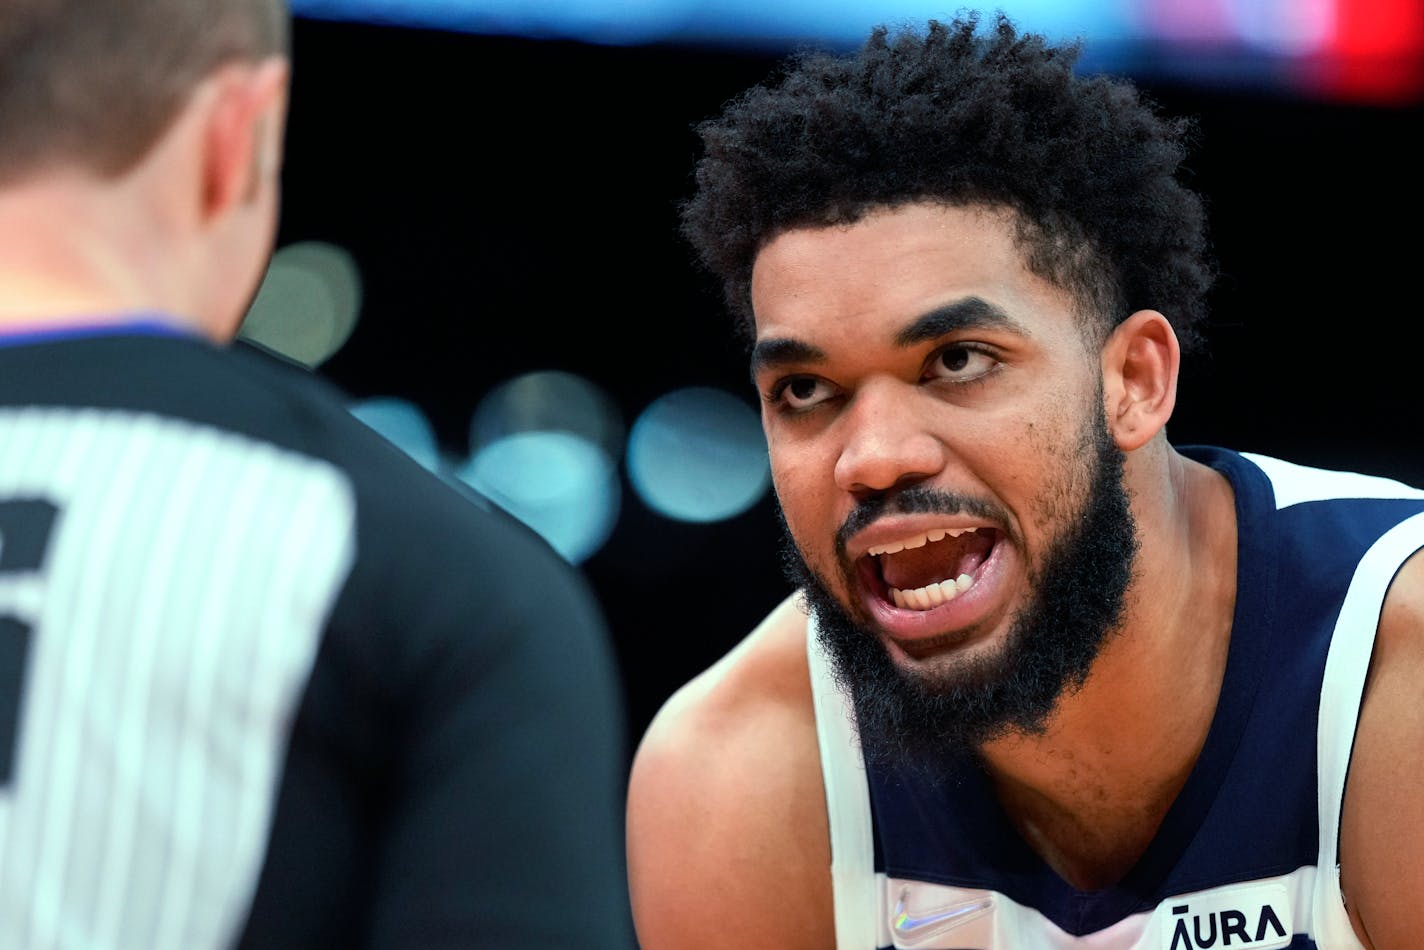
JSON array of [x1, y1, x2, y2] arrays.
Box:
[[626, 386, 770, 523], [456, 431, 621, 564], [459, 370, 626, 562], [470, 369, 625, 460], [348, 396, 441, 471], [239, 240, 363, 367]]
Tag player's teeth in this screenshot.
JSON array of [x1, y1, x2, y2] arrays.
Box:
[[891, 577, 972, 610], [869, 526, 984, 556]]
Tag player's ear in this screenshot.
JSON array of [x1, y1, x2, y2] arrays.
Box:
[[1100, 309, 1179, 452], [200, 57, 289, 222]]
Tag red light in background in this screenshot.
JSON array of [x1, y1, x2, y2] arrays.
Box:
[[1304, 0, 1424, 103]]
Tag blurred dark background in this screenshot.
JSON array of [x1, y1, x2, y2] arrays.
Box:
[[262, 10, 1424, 758]]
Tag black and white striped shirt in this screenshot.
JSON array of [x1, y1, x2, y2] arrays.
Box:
[[0, 320, 634, 949]]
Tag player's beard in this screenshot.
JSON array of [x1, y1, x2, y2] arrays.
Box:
[[780, 403, 1138, 771]]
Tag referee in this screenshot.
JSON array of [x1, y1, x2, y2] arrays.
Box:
[[0, 2, 634, 947]]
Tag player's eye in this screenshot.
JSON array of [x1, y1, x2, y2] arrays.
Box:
[[926, 344, 999, 383], [768, 375, 837, 412]]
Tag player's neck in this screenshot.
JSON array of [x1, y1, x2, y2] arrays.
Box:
[[976, 449, 1239, 889]]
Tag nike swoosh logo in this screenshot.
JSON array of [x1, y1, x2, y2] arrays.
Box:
[[892, 892, 994, 935]]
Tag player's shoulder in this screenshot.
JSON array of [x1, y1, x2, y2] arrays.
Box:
[[633, 588, 816, 780], [627, 589, 833, 949], [1380, 543, 1424, 630], [1338, 547, 1424, 947], [1363, 541, 1424, 712]]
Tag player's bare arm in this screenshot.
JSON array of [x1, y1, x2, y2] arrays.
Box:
[[1339, 547, 1424, 949], [627, 590, 835, 950]]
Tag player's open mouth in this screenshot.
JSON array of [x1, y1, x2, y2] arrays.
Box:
[[859, 526, 999, 611]]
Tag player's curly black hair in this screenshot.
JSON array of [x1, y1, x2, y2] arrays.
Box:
[[679, 12, 1217, 354]]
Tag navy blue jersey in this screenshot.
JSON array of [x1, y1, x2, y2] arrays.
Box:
[[810, 446, 1424, 949], [0, 320, 635, 949]]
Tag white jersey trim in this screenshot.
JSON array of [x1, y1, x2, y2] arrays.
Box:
[[882, 868, 1312, 949], [1239, 452, 1424, 511], [808, 617, 889, 948]]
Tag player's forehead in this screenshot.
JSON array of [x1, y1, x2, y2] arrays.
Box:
[[749, 202, 1078, 352]]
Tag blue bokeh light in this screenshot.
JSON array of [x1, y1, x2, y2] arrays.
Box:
[[470, 370, 624, 461], [456, 431, 621, 564], [349, 396, 441, 471], [291, 0, 1130, 49], [626, 386, 770, 523]]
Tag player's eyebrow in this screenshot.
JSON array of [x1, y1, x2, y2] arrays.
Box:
[[749, 337, 825, 378], [750, 296, 1028, 380], [894, 296, 1028, 347]]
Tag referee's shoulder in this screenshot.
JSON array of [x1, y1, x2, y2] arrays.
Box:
[[224, 341, 586, 599]]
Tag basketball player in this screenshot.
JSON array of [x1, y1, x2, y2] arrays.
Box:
[[627, 13, 1424, 949]]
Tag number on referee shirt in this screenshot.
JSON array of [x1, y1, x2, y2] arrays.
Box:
[[0, 499, 60, 786]]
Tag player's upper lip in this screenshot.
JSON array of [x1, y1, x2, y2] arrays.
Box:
[[844, 515, 1000, 561]]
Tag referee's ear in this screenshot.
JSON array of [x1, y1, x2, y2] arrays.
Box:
[[198, 57, 290, 223]]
